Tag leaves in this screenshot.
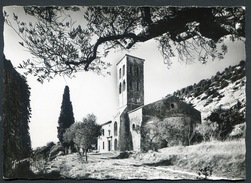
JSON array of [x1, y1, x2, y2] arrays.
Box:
[[4, 6, 245, 82], [63, 114, 101, 150], [57, 86, 75, 144]]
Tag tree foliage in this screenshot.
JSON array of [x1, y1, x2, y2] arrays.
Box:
[[3, 57, 32, 178], [63, 114, 101, 161], [57, 86, 75, 144], [141, 117, 196, 151], [206, 101, 245, 140], [4, 6, 245, 82]]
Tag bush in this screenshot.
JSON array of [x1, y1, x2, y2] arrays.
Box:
[[220, 80, 229, 89], [141, 117, 196, 151], [212, 91, 220, 98], [229, 123, 246, 139], [206, 103, 245, 140], [11, 159, 36, 179], [195, 122, 219, 141]]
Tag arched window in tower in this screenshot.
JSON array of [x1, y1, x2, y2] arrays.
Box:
[[114, 121, 118, 136], [132, 124, 136, 130], [119, 83, 122, 94], [137, 81, 140, 91], [123, 80, 126, 91], [136, 66, 140, 76], [119, 68, 121, 79], [123, 65, 125, 76], [129, 65, 133, 75]]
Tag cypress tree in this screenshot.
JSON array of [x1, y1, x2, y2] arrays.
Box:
[[57, 86, 75, 144]]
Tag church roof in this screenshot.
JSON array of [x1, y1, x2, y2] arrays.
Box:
[[100, 121, 112, 126], [116, 54, 145, 66]]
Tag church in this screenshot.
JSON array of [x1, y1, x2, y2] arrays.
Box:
[[97, 54, 201, 152]]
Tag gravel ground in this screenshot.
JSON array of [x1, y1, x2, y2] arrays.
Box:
[[45, 152, 197, 180]]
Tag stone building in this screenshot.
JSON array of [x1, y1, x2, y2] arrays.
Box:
[[97, 54, 201, 152]]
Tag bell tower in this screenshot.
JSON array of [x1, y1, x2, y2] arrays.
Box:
[[117, 54, 144, 111]]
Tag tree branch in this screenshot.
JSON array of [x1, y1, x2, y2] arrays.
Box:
[[65, 32, 139, 70]]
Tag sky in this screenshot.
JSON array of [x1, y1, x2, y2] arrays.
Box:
[[3, 6, 246, 148]]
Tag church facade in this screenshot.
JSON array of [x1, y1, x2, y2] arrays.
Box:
[[97, 54, 201, 152]]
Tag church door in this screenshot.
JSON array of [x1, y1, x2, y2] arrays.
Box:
[[108, 140, 111, 151], [114, 139, 118, 151]]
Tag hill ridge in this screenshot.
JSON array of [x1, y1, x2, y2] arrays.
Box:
[[172, 60, 246, 120]]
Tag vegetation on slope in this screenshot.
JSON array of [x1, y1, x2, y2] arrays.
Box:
[[133, 139, 245, 180], [172, 60, 246, 140], [173, 60, 245, 103]]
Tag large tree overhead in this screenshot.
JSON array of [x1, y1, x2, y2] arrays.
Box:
[[4, 6, 245, 82], [57, 85, 75, 144]]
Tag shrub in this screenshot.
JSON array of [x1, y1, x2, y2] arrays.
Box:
[[206, 103, 245, 140], [212, 91, 220, 98], [197, 165, 213, 179], [195, 121, 219, 141], [141, 117, 196, 151], [220, 80, 229, 89]]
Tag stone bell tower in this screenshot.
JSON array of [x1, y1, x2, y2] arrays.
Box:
[[116, 54, 144, 111]]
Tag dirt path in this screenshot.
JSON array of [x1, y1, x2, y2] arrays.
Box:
[[45, 152, 198, 180]]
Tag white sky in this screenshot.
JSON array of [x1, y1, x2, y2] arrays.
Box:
[[3, 6, 246, 148]]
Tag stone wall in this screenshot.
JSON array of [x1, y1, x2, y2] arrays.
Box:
[[129, 96, 201, 151], [126, 56, 144, 111], [142, 96, 201, 126], [128, 107, 143, 151], [119, 109, 133, 151]]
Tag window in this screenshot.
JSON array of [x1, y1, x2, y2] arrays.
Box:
[[129, 65, 133, 75], [114, 139, 118, 151], [123, 65, 125, 76], [136, 81, 140, 91], [103, 141, 105, 149], [119, 68, 121, 79], [114, 121, 118, 136], [132, 124, 136, 130], [108, 130, 111, 136], [102, 129, 105, 136], [136, 66, 139, 76], [171, 103, 176, 109], [119, 83, 122, 94], [123, 80, 126, 91]]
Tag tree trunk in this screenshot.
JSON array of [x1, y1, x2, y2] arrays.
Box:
[[85, 149, 88, 162]]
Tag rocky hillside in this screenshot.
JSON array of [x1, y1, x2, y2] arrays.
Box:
[[173, 60, 246, 121]]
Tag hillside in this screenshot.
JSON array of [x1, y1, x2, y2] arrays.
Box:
[[173, 60, 246, 120]]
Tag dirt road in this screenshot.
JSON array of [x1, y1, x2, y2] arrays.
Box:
[[45, 152, 198, 180]]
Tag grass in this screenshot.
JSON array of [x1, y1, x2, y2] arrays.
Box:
[[134, 139, 245, 180], [181, 139, 246, 179]]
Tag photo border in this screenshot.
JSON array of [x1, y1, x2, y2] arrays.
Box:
[[0, 0, 250, 183]]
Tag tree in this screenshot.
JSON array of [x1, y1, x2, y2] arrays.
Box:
[[4, 6, 245, 82], [206, 103, 245, 140], [63, 114, 101, 161], [57, 86, 75, 145], [141, 117, 196, 151], [3, 57, 32, 178]]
